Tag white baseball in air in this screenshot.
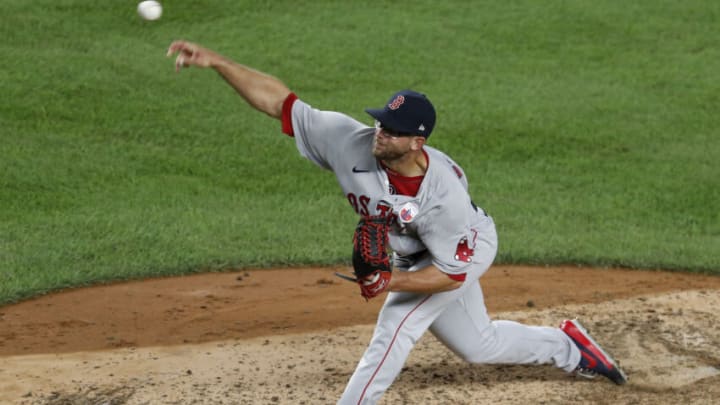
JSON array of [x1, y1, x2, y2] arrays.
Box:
[[137, 1, 162, 21]]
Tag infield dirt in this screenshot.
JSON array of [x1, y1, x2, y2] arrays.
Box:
[[2, 266, 719, 404]]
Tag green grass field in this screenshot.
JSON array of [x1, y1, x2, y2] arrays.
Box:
[[1, 0, 718, 305]]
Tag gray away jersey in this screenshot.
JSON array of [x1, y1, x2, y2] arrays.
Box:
[[288, 98, 493, 276]]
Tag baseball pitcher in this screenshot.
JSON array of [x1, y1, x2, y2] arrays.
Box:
[[167, 40, 627, 404]]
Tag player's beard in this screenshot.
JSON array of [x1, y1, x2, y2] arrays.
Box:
[[372, 138, 407, 161]]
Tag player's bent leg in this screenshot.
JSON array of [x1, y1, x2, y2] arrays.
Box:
[[430, 281, 580, 372], [338, 288, 470, 404], [339, 292, 432, 404]]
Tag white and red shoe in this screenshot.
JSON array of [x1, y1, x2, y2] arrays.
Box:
[[560, 319, 628, 385]]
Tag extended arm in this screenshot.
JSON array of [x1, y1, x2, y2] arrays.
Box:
[[388, 264, 463, 294], [166, 40, 291, 119]]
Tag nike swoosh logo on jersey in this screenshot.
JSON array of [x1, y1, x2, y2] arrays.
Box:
[[352, 166, 370, 173]]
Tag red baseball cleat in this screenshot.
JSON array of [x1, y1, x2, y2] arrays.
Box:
[[560, 319, 628, 385]]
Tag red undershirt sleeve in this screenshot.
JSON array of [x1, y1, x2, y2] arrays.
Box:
[[446, 273, 467, 282], [281, 92, 298, 137]]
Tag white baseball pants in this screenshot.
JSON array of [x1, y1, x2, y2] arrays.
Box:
[[338, 221, 580, 404]]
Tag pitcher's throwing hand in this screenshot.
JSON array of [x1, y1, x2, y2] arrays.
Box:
[[167, 41, 219, 72]]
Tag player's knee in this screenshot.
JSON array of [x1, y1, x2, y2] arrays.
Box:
[[455, 324, 504, 364]]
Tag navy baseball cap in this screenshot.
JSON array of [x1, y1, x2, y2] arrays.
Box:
[[365, 90, 436, 137]]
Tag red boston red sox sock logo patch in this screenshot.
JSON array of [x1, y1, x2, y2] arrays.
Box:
[[454, 236, 474, 263]]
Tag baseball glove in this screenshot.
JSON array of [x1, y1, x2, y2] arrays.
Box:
[[335, 216, 392, 299]]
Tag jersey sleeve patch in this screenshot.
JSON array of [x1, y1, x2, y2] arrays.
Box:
[[453, 236, 474, 263], [281, 92, 299, 137]]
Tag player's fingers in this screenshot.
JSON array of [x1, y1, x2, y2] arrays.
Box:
[[166, 41, 181, 57], [166, 40, 190, 57], [175, 55, 185, 72], [168, 40, 206, 71]]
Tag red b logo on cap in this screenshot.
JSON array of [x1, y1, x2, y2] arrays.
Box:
[[388, 95, 405, 110]]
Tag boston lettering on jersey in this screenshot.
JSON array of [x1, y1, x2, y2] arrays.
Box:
[[347, 193, 396, 221]]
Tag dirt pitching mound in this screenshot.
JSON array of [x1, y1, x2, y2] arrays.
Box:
[[1, 266, 719, 404]]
